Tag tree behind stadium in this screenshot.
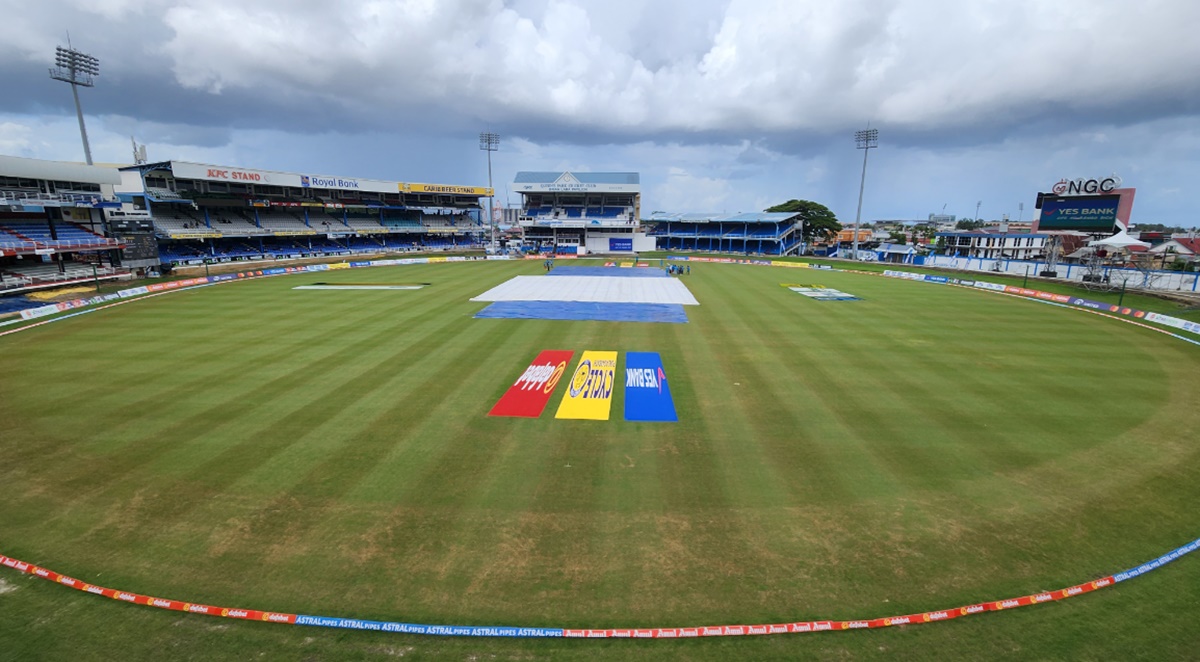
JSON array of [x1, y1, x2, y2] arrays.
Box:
[[764, 199, 842, 242]]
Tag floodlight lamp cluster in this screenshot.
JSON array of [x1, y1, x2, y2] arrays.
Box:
[[50, 46, 100, 86], [855, 128, 879, 149], [479, 132, 500, 151]]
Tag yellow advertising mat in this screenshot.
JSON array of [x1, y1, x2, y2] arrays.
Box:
[[554, 351, 618, 420]]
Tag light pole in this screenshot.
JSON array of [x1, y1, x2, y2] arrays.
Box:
[[852, 128, 878, 261], [49, 44, 100, 165], [479, 132, 499, 252]]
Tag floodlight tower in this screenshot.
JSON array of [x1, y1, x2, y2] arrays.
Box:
[[50, 44, 100, 165], [852, 128, 878, 260], [479, 132, 500, 251]]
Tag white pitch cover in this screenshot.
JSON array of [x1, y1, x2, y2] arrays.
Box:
[[471, 276, 699, 306]]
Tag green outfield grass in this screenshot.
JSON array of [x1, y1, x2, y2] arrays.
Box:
[[1, 259, 1198, 660]]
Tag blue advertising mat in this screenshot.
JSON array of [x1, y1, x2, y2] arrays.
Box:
[[623, 352, 678, 422], [475, 301, 688, 323], [545, 267, 667, 278]]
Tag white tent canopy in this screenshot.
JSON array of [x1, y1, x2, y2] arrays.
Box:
[[1089, 229, 1150, 249]]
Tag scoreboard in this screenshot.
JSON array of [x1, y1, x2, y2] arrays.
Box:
[[1036, 194, 1119, 232], [1034, 175, 1133, 234], [119, 233, 160, 262], [109, 219, 160, 263], [109, 219, 154, 233]]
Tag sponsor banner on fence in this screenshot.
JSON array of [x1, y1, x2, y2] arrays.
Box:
[[1, 535, 1199, 639], [973, 281, 1007, 292], [488, 350, 574, 418], [20, 291, 145, 320], [555, 351, 618, 420], [623, 352, 678, 422], [1145, 312, 1200, 335], [883, 270, 925, 281], [118, 286, 151, 298], [880, 269, 1199, 337]]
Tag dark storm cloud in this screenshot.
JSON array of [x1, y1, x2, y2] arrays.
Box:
[[5, 0, 1199, 152]]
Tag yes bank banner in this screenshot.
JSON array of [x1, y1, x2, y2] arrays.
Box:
[[489, 350, 677, 422], [623, 352, 678, 422]]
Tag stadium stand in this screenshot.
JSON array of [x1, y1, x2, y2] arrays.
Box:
[[644, 212, 804, 256], [208, 213, 271, 235], [145, 186, 187, 201], [382, 217, 423, 231], [150, 209, 213, 235], [96, 160, 494, 263], [254, 210, 312, 232], [309, 211, 350, 229], [0, 220, 115, 250], [0, 226, 37, 252], [0, 273, 34, 290], [155, 243, 209, 264], [345, 212, 386, 231], [3, 261, 118, 283]]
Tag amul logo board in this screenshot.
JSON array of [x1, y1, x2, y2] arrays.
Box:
[[488, 350, 574, 418]]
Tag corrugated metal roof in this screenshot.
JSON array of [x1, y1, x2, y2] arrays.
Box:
[[0, 155, 122, 185], [644, 211, 800, 223], [513, 171, 639, 185]]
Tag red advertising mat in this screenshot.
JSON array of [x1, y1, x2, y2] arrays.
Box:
[[488, 350, 574, 418]]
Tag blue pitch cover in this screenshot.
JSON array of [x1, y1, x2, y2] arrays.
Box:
[[623, 352, 678, 422]]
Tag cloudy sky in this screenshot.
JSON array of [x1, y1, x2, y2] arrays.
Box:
[[2, 0, 1199, 226]]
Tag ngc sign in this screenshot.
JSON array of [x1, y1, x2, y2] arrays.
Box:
[[1051, 176, 1122, 196]]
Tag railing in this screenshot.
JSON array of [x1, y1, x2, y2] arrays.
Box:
[[0, 190, 113, 206], [0, 236, 118, 253]]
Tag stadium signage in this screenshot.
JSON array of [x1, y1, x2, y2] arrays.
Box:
[[555, 351, 618, 420], [171, 162, 292, 186], [517, 183, 639, 193], [489, 351, 679, 422], [206, 168, 263, 182], [1037, 196, 1119, 230], [623, 352, 677, 422], [302, 175, 360, 189], [489, 350, 574, 418], [399, 182, 493, 196], [1050, 175, 1122, 196]]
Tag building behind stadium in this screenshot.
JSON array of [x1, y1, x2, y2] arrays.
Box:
[[512, 171, 654, 255]]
